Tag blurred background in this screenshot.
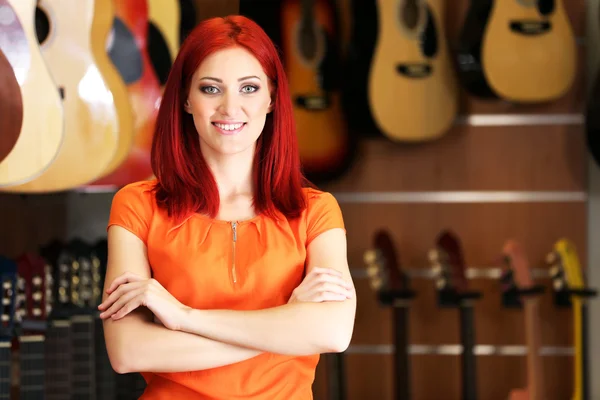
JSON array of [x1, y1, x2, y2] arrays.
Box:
[[0, 0, 599, 399]]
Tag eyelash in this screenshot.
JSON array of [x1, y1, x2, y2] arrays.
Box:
[[200, 84, 259, 95]]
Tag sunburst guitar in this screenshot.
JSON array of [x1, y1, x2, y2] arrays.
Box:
[[2, 0, 121, 193], [88, 0, 162, 187], [547, 239, 596, 400], [0, 0, 64, 187], [368, 0, 458, 142], [481, 0, 576, 103], [281, 0, 354, 183], [501, 240, 545, 400]]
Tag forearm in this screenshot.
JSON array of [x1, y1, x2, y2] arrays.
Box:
[[105, 312, 261, 373], [182, 300, 355, 356]]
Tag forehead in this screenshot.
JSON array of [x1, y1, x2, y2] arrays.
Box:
[[194, 47, 267, 81]]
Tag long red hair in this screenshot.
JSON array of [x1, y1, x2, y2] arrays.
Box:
[[151, 15, 311, 221]]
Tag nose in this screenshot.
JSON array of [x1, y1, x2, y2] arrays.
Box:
[[218, 91, 241, 117]]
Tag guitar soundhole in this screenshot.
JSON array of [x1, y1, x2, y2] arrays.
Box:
[[537, 0, 555, 16], [509, 20, 551, 36], [34, 6, 50, 45], [109, 18, 144, 85], [148, 22, 172, 86], [58, 86, 65, 100], [299, 21, 318, 61], [400, 0, 419, 31], [420, 8, 438, 58], [396, 63, 432, 79]]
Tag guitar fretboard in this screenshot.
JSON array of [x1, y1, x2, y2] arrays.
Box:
[[45, 320, 72, 400], [460, 304, 477, 400], [71, 315, 96, 400], [18, 335, 45, 400], [394, 305, 410, 400], [0, 341, 11, 400], [95, 316, 116, 399]]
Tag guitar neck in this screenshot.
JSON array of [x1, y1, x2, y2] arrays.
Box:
[[71, 315, 97, 399], [523, 299, 545, 400], [0, 341, 11, 400], [326, 352, 346, 400], [459, 305, 477, 400], [45, 320, 72, 400], [393, 305, 410, 400], [301, 0, 314, 22], [573, 299, 589, 400], [18, 335, 46, 400]]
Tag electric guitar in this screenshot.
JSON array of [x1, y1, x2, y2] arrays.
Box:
[[3, 0, 121, 193], [500, 240, 545, 400], [364, 229, 414, 400], [281, 0, 355, 183], [547, 239, 596, 400], [481, 0, 576, 103], [368, 0, 458, 142], [0, 0, 64, 188], [0, 48, 22, 164], [429, 230, 480, 400], [0, 256, 17, 398]]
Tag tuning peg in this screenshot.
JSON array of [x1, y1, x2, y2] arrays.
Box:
[[546, 251, 557, 265], [32, 276, 42, 287], [428, 249, 439, 263], [363, 249, 378, 265], [33, 308, 42, 317], [2, 280, 11, 290]]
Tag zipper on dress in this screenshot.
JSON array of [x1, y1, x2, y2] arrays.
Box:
[[231, 221, 237, 284]]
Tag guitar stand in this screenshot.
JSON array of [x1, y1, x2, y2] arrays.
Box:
[[437, 289, 481, 308], [554, 287, 598, 308], [378, 289, 416, 307]]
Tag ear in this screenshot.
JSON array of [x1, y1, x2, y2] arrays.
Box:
[[267, 98, 274, 114], [184, 99, 192, 114]]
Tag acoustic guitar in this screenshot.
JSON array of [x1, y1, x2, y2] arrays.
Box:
[[148, 0, 180, 87], [90, 0, 135, 181], [429, 230, 481, 400], [586, 2, 600, 169], [0, 0, 64, 188], [481, 0, 576, 103], [368, 0, 458, 142], [547, 239, 596, 400], [364, 229, 415, 400], [501, 240, 545, 400], [0, 48, 22, 164], [2, 0, 121, 193], [89, 0, 162, 187], [281, 0, 355, 183], [455, 0, 498, 99]]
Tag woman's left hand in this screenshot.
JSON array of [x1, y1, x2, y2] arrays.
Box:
[[98, 271, 190, 331]]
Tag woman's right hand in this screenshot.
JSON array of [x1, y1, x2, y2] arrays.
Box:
[[288, 267, 354, 304]]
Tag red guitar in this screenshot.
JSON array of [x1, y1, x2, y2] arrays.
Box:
[[0, 48, 22, 164], [88, 0, 162, 187]]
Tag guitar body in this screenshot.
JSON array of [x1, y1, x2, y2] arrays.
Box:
[[455, 0, 498, 99], [0, 0, 64, 187], [481, 0, 576, 103], [281, 0, 354, 183], [90, 0, 162, 187], [91, 0, 135, 180], [369, 0, 458, 142], [0, 48, 22, 163], [3, 0, 120, 193]]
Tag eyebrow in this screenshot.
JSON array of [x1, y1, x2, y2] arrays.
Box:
[[198, 75, 261, 83]]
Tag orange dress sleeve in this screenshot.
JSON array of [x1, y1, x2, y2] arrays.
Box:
[[107, 181, 155, 245], [305, 189, 346, 246]]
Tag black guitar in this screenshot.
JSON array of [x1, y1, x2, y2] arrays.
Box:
[[0, 256, 17, 399], [454, 0, 498, 99], [429, 230, 481, 400], [364, 229, 414, 400]]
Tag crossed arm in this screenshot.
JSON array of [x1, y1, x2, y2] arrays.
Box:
[[102, 225, 356, 374]]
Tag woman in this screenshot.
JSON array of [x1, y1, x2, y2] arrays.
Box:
[[98, 15, 356, 399]]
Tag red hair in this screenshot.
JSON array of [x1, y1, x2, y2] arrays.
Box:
[[151, 15, 312, 221]]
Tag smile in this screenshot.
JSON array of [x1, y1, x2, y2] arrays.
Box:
[[212, 122, 246, 135]]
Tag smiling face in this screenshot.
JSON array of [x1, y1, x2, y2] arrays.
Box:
[[185, 46, 273, 160]]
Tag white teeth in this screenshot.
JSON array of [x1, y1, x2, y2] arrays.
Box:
[[214, 122, 244, 131]]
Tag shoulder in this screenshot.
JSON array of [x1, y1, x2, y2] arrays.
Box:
[[302, 187, 341, 213], [107, 180, 158, 244], [301, 187, 345, 245]]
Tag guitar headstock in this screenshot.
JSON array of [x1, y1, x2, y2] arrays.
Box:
[[0, 256, 17, 339], [363, 229, 413, 305], [69, 238, 103, 311], [429, 230, 468, 292], [15, 253, 50, 331], [499, 240, 544, 307]]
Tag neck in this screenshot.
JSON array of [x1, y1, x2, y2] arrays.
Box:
[[524, 298, 545, 400], [201, 144, 255, 200]]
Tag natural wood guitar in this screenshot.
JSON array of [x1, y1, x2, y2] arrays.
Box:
[[368, 0, 458, 142], [0, 0, 64, 188], [481, 0, 576, 103], [148, 0, 180, 87], [364, 229, 414, 400], [281, 0, 355, 183], [2, 0, 121, 193], [0, 48, 22, 164], [501, 240, 546, 400], [548, 239, 596, 400]]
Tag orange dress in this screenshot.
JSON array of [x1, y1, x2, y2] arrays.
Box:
[[107, 180, 346, 399]]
